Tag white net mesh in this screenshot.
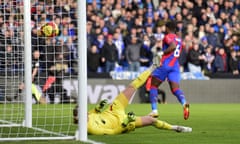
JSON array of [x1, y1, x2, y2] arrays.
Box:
[[0, 0, 78, 140]]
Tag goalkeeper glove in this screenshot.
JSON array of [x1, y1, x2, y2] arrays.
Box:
[[95, 99, 108, 113], [122, 111, 136, 127]]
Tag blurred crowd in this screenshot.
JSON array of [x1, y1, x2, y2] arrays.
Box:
[[0, 0, 240, 78]]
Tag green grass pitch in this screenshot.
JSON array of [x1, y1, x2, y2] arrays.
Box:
[[1, 103, 240, 144]]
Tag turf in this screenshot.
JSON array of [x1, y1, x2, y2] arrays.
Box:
[[1, 103, 240, 144]]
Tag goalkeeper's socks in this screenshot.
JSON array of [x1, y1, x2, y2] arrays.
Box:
[[153, 120, 172, 130], [131, 69, 152, 89]]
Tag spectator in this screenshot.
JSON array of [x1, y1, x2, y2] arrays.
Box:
[[184, 31, 195, 52], [1, 0, 239, 79], [64, 37, 77, 73], [140, 35, 153, 67], [121, 9, 134, 31], [151, 37, 163, 67], [112, 2, 122, 19], [105, 15, 118, 35], [203, 45, 215, 73], [125, 36, 141, 72], [207, 27, 221, 49], [93, 33, 105, 52], [187, 42, 206, 73], [57, 27, 70, 45], [101, 34, 119, 72], [199, 10, 209, 26], [124, 26, 139, 46], [228, 50, 239, 75], [102, 27, 109, 39], [199, 36, 209, 53], [179, 45, 188, 72], [112, 31, 127, 70], [154, 25, 165, 41], [214, 47, 228, 73], [87, 44, 101, 73], [46, 47, 70, 104], [145, 25, 155, 44], [14, 49, 46, 103], [87, 21, 95, 49], [232, 35, 240, 55], [198, 25, 206, 41], [0, 44, 16, 71]]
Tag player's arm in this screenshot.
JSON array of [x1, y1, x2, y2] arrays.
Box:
[[87, 99, 108, 114], [94, 99, 108, 113], [163, 42, 176, 54]]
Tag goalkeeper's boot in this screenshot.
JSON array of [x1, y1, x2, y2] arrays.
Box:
[[148, 111, 159, 118], [122, 111, 136, 127], [95, 99, 108, 113], [175, 126, 192, 133], [183, 103, 190, 120]]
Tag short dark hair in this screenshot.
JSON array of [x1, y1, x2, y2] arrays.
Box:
[[166, 21, 177, 32]]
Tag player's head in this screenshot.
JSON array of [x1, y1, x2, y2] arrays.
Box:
[[165, 20, 177, 33]]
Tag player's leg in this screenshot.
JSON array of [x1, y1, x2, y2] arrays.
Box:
[[135, 116, 192, 132], [135, 116, 171, 129], [168, 70, 190, 120], [168, 81, 187, 105], [108, 66, 155, 126], [148, 66, 167, 117], [114, 66, 154, 108], [148, 76, 162, 117]]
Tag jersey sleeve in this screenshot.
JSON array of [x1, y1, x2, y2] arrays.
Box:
[[163, 34, 174, 45]]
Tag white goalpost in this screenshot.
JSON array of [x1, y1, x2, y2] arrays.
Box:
[[0, 0, 88, 142]]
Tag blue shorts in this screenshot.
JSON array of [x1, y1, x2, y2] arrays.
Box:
[[152, 65, 181, 83]]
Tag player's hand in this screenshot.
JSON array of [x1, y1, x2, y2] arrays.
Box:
[[99, 99, 108, 108], [115, 62, 120, 67], [95, 99, 108, 113], [122, 111, 136, 127], [157, 51, 164, 57], [127, 111, 136, 122]]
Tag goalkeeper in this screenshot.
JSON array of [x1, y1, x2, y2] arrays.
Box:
[[73, 65, 192, 135]]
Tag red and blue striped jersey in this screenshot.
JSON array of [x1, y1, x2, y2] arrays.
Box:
[[160, 33, 182, 67]]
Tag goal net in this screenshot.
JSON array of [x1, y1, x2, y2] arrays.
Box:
[[0, 0, 81, 141]]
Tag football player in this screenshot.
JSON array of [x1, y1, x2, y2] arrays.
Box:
[[73, 65, 192, 135], [147, 20, 190, 119]]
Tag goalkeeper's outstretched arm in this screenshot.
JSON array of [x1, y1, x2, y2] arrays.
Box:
[[73, 99, 108, 124]]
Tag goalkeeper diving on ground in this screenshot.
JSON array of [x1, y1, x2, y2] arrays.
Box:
[[73, 65, 192, 135]]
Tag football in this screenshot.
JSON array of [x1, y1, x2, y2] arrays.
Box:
[[40, 21, 59, 37]]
